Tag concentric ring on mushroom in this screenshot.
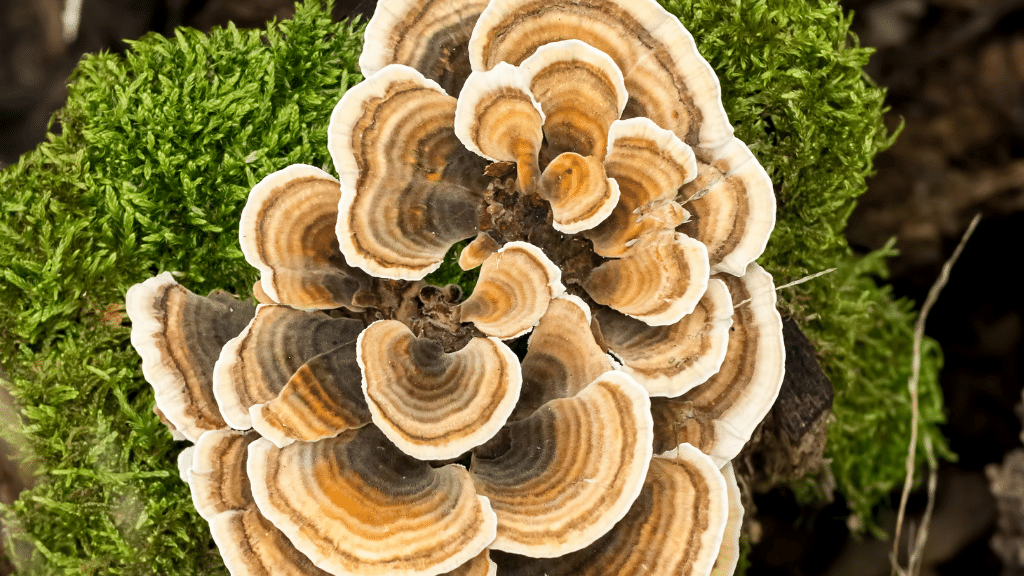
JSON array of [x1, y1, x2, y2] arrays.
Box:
[[125, 1, 785, 575]]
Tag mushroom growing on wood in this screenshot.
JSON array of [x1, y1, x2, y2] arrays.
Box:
[[126, 0, 787, 574]]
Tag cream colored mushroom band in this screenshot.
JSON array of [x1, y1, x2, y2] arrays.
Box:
[[126, 0, 786, 575]]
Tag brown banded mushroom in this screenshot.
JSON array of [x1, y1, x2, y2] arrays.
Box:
[[328, 64, 486, 280], [249, 344, 371, 448], [514, 294, 614, 420], [678, 138, 776, 276], [469, 0, 734, 149], [247, 426, 497, 576], [518, 39, 627, 160], [583, 117, 697, 258], [650, 263, 785, 464], [583, 229, 710, 326], [458, 232, 500, 271], [454, 62, 545, 193], [212, 304, 363, 430], [490, 443, 729, 576], [470, 370, 653, 557], [357, 319, 522, 460], [188, 429, 331, 576], [710, 462, 744, 576], [238, 164, 371, 311], [538, 152, 621, 234], [359, 0, 489, 96], [457, 241, 564, 339], [126, 272, 255, 442], [592, 278, 733, 397]]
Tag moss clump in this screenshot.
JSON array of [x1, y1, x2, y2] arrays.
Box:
[[0, 0, 946, 572]]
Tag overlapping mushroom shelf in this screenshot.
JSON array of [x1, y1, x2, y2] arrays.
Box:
[[126, 0, 786, 575]]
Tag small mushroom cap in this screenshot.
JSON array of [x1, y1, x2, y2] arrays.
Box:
[[188, 429, 330, 576], [710, 462, 744, 576], [470, 370, 654, 557], [247, 426, 497, 576], [514, 295, 613, 420], [469, 0, 733, 148], [454, 62, 545, 191], [358, 320, 522, 460], [458, 242, 565, 339], [584, 118, 697, 258], [360, 0, 488, 96], [239, 164, 372, 311], [329, 64, 486, 280], [212, 305, 363, 430], [249, 343, 370, 448], [584, 229, 710, 326], [539, 152, 621, 234], [592, 278, 734, 397], [176, 446, 194, 484], [679, 138, 776, 276], [490, 443, 729, 576], [442, 549, 497, 576], [651, 263, 785, 464], [126, 273, 255, 441], [519, 39, 627, 159], [458, 232, 501, 271]]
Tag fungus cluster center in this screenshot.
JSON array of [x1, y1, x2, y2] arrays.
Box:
[[126, 1, 785, 575]]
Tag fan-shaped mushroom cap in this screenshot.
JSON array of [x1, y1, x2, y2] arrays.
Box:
[[358, 319, 522, 460], [539, 152, 620, 234], [519, 40, 627, 159], [360, 0, 488, 96], [514, 295, 613, 420], [213, 305, 363, 430], [678, 138, 776, 276], [584, 229, 710, 326], [458, 242, 564, 339], [329, 64, 485, 280], [651, 263, 784, 464], [454, 63, 545, 192], [469, 0, 733, 148], [710, 462, 743, 576], [176, 446, 194, 483], [239, 164, 372, 311], [187, 429, 330, 576], [490, 443, 728, 576], [584, 118, 697, 258], [458, 232, 500, 271], [592, 278, 733, 397], [249, 343, 370, 448], [470, 371, 653, 557], [247, 426, 497, 576], [126, 273, 255, 442]]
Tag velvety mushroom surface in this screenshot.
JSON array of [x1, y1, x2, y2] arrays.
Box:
[[126, 0, 786, 574]]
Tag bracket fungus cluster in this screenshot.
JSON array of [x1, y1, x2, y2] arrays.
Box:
[[126, 0, 785, 574]]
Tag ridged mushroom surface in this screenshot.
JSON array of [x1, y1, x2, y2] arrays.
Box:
[[126, 273, 255, 441], [358, 319, 522, 460]]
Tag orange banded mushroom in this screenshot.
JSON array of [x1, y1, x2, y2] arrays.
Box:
[[583, 229, 710, 326], [458, 241, 564, 339], [679, 138, 776, 276], [358, 319, 522, 460], [470, 371, 653, 557], [188, 429, 331, 576], [538, 152, 621, 234], [126, 273, 255, 442], [490, 443, 730, 576], [329, 64, 486, 280], [469, 0, 734, 149], [239, 164, 371, 311], [359, 0, 489, 96], [212, 304, 363, 430], [593, 278, 734, 397], [650, 263, 785, 464], [247, 426, 498, 576], [454, 62, 545, 193]]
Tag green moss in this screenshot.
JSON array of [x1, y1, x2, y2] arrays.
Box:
[[0, 0, 946, 571]]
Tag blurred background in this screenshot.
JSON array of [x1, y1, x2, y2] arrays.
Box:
[[0, 0, 1021, 574]]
